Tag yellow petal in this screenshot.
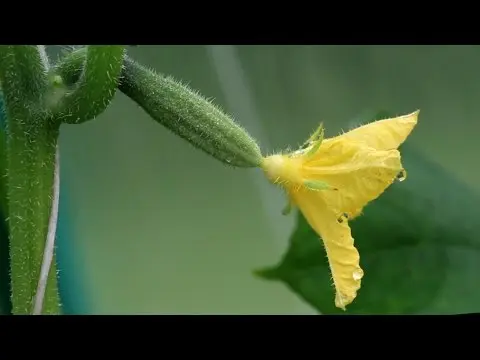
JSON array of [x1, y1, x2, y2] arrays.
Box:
[[334, 110, 419, 151], [261, 112, 419, 310], [290, 189, 363, 310], [301, 137, 403, 219]]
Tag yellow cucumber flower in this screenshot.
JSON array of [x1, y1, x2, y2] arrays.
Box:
[[261, 111, 419, 310]]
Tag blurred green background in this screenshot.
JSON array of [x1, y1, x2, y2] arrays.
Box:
[[53, 45, 480, 314]]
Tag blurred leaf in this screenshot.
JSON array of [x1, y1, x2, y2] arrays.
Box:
[[0, 209, 10, 315], [256, 112, 480, 314], [0, 91, 12, 314], [0, 92, 7, 217]]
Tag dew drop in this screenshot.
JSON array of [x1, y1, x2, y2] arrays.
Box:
[[353, 269, 364, 281], [396, 169, 407, 182]]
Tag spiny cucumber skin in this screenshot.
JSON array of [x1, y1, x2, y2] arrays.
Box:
[[120, 58, 263, 168], [55, 48, 263, 168]]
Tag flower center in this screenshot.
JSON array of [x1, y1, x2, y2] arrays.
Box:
[[261, 154, 303, 186]]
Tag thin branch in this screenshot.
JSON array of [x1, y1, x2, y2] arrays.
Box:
[[32, 145, 60, 315]]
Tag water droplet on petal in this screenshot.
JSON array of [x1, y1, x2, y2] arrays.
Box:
[[396, 169, 407, 182], [353, 269, 364, 281], [335, 293, 347, 311]]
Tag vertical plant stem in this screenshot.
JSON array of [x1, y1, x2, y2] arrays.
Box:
[[9, 45, 49, 100], [33, 145, 60, 315], [0, 45, 124, 314], [7, 121, 61, 314], [0, 45, 61, 314]]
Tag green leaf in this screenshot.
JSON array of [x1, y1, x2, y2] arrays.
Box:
[[0, 90, 8, 218], [0, 91, 12, 315], [255, 112, 480, 315]]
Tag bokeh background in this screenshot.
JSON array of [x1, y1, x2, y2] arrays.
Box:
[[53, 45, 480, 314]]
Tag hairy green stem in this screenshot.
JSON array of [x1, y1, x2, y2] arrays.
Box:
[[48, 45, 125, 124], [0, 45, 126, 314], [0, 45, 61, 314], [54, 47, 85, 84], [8, 121, 61, 314], [55, 47, 263, 168], [3, 46, 49, 102], [120, 58, 263, 167]]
